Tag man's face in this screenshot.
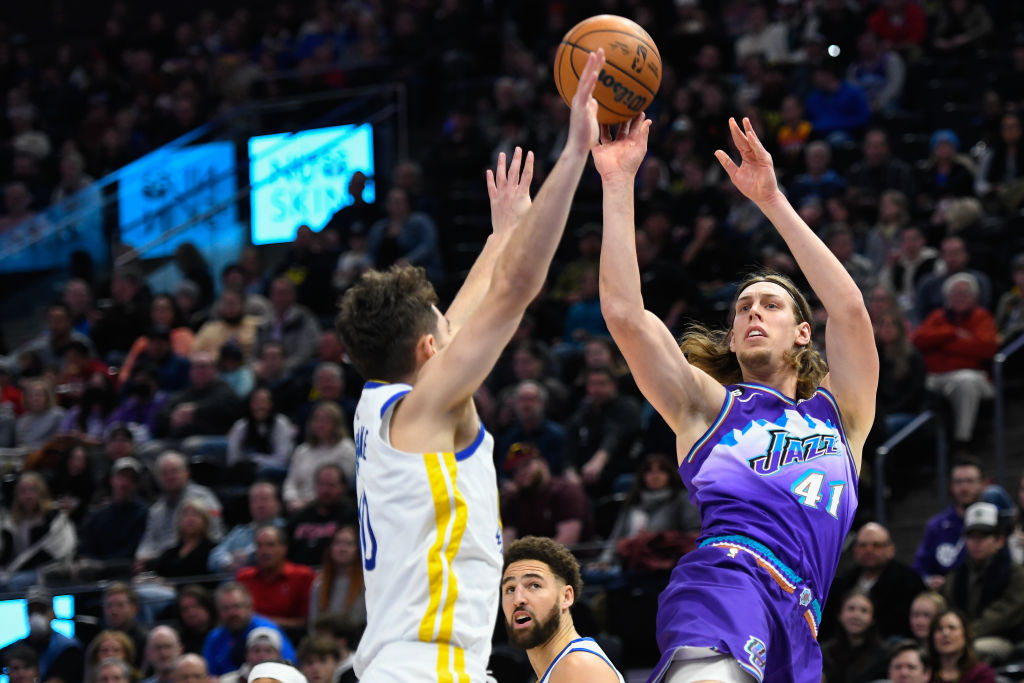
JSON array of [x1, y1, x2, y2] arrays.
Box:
[[889, 650, 930, 683], [951, 465, 983, 508], [249, 484, 280, 523], [96, 664, 130, 683], [261, 345, 285, 376], [110, 471, 137, 502], [106, 432, 134, 460], [315, 370, 342, 399], [501, 560, 565, 650], [864, 132, 888, 165], [255, 528, 287, 571], [171, 658, 207, 683], [217, 590, 252, 632], [246, 642, 280, 666], [965, 530, 1004, 563], [48, 307, 72, 337], [945, 281, 976, 315], [302, 654, 341, 683], [103, 592, 137, 629], [159, 459, 188, 495], [189, 356, 216, 388], [270, 280, 294, 312], [316, 469, 344, 506], [585, 373, 617, 405], [941, 239, 968, 272], [146, 630, 183, 673], [852, 524, 894, 571], [514, 385, 545, 424]]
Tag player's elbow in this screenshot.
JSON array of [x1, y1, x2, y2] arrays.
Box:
[[489, 271, 539, 311], [602, 298, 643, 333]]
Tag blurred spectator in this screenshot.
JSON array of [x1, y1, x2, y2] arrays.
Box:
[[0, 588, 83, 683], [0, 472, 76, 591], [251, 341, 305, 410], [239, 248, 269, 298], [217, 627, 282, 683], [775, 95, 813, 178], [496, 380, 566, 478], [192, 290, 261, 362], [220, 265, 271, 321], [58, 371, 117, 443], [637, 228, 707, 331], [307, 524, 366, 630], [788, 140, 848, 207], [824, 224, 875, 293], [111, 365, 169, 440], [287, 463, 356, 566], [880, 226, 939, 317], [332, 224, 372, 293], [847, 31, 905, 114], [995, 253, 1024, 344], [63, 278, 94, 337], [926, 609, 996, 682], [139, 626, 183, 683], [551, 224, 602, 304], [142, 498, 216, 580], [847, 129, 916, 221], [913, 273, 998, 447], [154, 351, 244, 439], [940, 502, 1024, 660], [595, 453, 700, 570], [101, 582, 149, 660], [291, 362, 356, 442], [975, 112, 1024, 208], [866, 0, 927, 53], [560, 266, 607, 351], [226, 388, 295, 481], [932, 0, 993, 58], [501, 444, 590, 548], [175, 586, 216, 655], [209, 481, 284, 574], [217, 342, 255, 400], [821, 590, 888, 683], [297, 636, 340, 683], [1, 647, 39, 683], [91, 266, 152, 360], [309, 616, 360, 683], [255, 278, 320, 374], [326, 172, 379, 245], [51, 442, 94, 524], [874, 307, 928, 437], [564, 366, 642, 494], [0, 181, 43, 233], [274, 226, 336, 318], [172, 244, 214, 309], [914, 457, 986, 588], [915, 236, 993, 321], [174, 281, 208, 332], [20, 302, 96, 372], [910, 592, 948, 647], [283, 402, 356, 512], [238, 525, 315, 634], [135, 451, 224, 564], [79, 457, 148, 566], [864, 190, 910, 273], [118, 294, 195, 390], [735, 3, 791, 65], [887, 640, 932, 683], [170, 654, 209, 683], [203, 583, 295, 676], [803, 62, 871, 139], [366, 188, 442, 283], [824, 523, 925, 640], [16, 379, 65, 448], [56, 339, 109, 405], [84, 631, 136, 678], [916, 130, 976, 214]]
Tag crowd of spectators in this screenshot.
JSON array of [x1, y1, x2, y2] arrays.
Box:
[[2, 0, 1024, 681]]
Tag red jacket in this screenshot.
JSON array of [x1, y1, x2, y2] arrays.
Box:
[[236, 562, 315, 622], [912, 307, 998, 374], [868, 3, 927, 46]]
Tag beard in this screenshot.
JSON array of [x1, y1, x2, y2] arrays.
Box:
[[505, 602, 561, 650], [737, 347, 774, 374]]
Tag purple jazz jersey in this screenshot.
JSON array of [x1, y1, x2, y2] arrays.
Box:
[[650, 382, 858, 683]]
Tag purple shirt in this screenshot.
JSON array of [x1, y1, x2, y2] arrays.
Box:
[[912, 505, 965, 578], [681, 382, 858, 602]]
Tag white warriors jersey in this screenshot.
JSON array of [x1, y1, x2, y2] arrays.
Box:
[[352, 381, 503, 681], [538, 637, 625, 683]]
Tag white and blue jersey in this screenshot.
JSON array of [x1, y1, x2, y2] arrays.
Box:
[[352, 381, 503, 682], [539, 637, 625, 683]]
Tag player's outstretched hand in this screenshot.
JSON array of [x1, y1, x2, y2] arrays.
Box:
[[486, 146, 534, 238], [592, 112, 652, 183], [714, 117, 783, 207], [566, 48, 604, 157]]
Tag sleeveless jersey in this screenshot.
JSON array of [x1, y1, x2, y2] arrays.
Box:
[[680, 382, 858, 605], [352, 381, 503, 679], [538, 637, 625, 683]]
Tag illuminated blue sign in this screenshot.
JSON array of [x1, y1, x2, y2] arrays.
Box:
[[249, 123, 375, 245]]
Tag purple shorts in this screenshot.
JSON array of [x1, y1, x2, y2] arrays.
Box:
[[647, 535, 824, 683]]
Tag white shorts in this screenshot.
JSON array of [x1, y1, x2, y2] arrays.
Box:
[[663, 647, 756, 683], [356, 641, 490, 683]]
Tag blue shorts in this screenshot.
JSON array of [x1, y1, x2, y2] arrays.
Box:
[[647, 535, 823, 683]]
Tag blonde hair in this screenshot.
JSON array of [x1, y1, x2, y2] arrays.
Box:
[[305, 401, 349, 447], [680, 271, 828, 400], [12, 471, 56, 521], [175, 498, 213, 541]]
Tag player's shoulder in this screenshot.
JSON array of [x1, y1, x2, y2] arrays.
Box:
[[548, 647, 621, 683]]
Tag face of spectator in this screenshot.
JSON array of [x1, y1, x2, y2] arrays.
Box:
[[513, 384, 545, 425], [875, 314, 901, 346], [189, 355, 216, 388], [25, 383, 48, 413], [178, 505, 206, 539], [945, 280, 977, 314], [48, 306, 72, 338], [805, 145, 829, 175], [512, 349, 542, 381], [839, 594, 873, 638], [249, 484, 280, 523], [513, 454, 548, 491], [255, 527, 286, 572], [302, 654, 340, 683], [950, 465, 983, 509], [1001, 114, 1021, 146], [269, 279, 294, 314], [330, 526, 358, 567], [386, 188, 410, 219], [172, 657, 208, 683], [260, 345, 285, 377], [910, 597, 939, 640], [318, 331, 343, 362], [899, 228, 925, 260], [218, 292, 244, 321], [246, 641, 280, 666], [146, 629, 182, 673], [97, 636, 128, 662], [315, 468, 344, 506], [965, 530, 1004, 563], [585, 372, 617, 406], [178, 596, 211, 632], [106, 431, 133, 460], [584, 341, 613, 369], [863, 132, 888, 166], [158, 457, 189, 496], [96, 663, 130, 683], [250, 389, 272, 422], [889, 649, 930, 683], [852, 524, 894, 571], [217, 590, 253, 632], [501, 559, 565, 650], [64, 281, 90, 315], [111, 275, 139, 306], [941, 239, 968, 272], [110, 471, 137, 503], [103, 592, 137, 629], [6, 658, 39, 683], [3, 183, 30, 215], [315, 370, 342, 399], [642, 459, 671, 491], [827, 232, 854, 263], [15, 479, 41, 513], [932, 613, 966, 658], [934, 140, 955, 163]]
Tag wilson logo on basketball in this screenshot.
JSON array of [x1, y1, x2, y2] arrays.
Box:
[[598, 69, 648, 112]]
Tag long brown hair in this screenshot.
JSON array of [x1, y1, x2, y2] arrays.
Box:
[[679, 271, 827, 400], [318, 523, 363, 614], [927, 608, 978, 677]]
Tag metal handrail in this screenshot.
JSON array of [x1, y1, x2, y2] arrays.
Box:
[[874, 410, 947, 525], [993, 333, 1024, 488]]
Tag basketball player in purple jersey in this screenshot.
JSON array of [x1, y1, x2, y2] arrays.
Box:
[[593, 115, 878, 683]]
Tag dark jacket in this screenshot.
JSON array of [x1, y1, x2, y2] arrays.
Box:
[[824, 559, 925, 640], [79, 498, 149, 560], [155, 379, 244, 438], [942, 545, 1024, 640]]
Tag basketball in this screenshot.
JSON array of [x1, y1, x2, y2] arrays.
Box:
[[554, 15, 662, 125]]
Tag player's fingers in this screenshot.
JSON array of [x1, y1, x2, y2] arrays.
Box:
[[714, 149, 738, 178], [485, 169, 497, 201], [520, 151, 534, 190], [639, 117, 653, 140], [729, 117, 751, 157], [743, 117, 770, 160], [575, 48, 605, 105], [600, 124, 613, 145], [628, 112, 645, 138], [508, 147, 522, 185], [495, 151, 507, 188], [621, 117, 632, 139]]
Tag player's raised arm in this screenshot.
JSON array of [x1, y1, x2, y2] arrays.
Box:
[[594, 115, 724, 435], [444, 146, 534, 334], [411, 49, 605, 415], [715, 117, 878, 461]]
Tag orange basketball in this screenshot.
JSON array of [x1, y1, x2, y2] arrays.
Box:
[[554, 15, 662, 125]]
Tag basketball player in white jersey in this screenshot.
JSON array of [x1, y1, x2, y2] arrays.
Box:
[[334, 49, 607, 683], [501, 536, 624, 683]]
